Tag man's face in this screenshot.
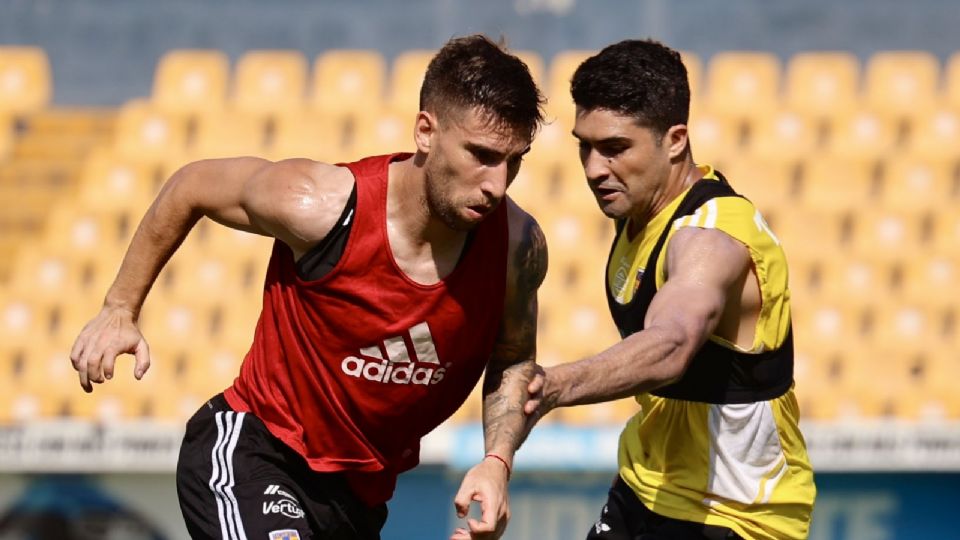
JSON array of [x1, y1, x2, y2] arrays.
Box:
[[572, 107, 674, 222], [422, 107, 531, 230]]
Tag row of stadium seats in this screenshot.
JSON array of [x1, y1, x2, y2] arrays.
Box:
[[102, 100, 960, 166], [6, 45, 960, 121], [1, 46, 959, 426]]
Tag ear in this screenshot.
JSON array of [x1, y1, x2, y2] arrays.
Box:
[[664, 124, 689, 160], [414, 111, 438, 154]]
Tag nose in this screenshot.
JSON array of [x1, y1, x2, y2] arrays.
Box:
[[581, 148, 610, 183], [480, 162, 510, 202]]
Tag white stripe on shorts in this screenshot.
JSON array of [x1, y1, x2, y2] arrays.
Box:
[[208, 411, 248, 540]]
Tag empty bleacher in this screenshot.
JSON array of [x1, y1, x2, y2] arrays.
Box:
[[0, 45, 957, 426]]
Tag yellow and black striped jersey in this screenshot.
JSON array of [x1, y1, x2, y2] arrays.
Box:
[[608, 166, 816, 540]]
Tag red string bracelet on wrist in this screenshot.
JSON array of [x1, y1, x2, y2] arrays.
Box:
[[484, 453, 512, 480]]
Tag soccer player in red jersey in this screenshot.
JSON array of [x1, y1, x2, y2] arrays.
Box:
[[69, 35, 546, 540]]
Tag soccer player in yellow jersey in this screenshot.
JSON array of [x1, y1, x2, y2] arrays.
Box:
[[525, 40, 816, 539]]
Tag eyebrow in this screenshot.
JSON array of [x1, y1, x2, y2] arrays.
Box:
[[464, 142, 531, 159], [571, 132, 633, 146]]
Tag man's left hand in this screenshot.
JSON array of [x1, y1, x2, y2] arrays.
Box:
[[450, 457, 511, 539]]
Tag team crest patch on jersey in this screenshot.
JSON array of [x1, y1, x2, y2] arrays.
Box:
[[268, 530, 301, 540]]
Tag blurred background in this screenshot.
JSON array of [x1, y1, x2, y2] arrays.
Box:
[[0, 0, 958, 538]]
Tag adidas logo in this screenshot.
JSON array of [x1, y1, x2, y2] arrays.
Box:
[[341, 321, 450, 385]]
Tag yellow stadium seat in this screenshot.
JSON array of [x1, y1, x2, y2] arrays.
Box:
[[744, 109, 819, 164], [774, 208, 847, 259], [213, 301, 261, 353], [387, 49, 434, 117], [114, 99, 189, 163], [349, 107, 414, 157], [19, 344, 79, 419], [0, 46, 51, 115], [164, 248, 245, 308], [823, 109, 898, 162], [800, 156, 875, 212], [904, 108, 960, 163], [232, 50, 308, 117], [915, 352, 960, 420], [77, 150, 156, 214], [784, 52, 860, 122], [7, 250, 84, 304], [864, 51, 940, 121], [869, 303, 946, 353], [0, 293, 52, 351], [930, 210, 960, 257], [191, 111, 266, 159], [0, 115, 12, 160], [541, 298, 620, 360], [792, 301, 866, 355], [705, 51, 782, 123], [504, 159, 549, 210], [792, 349, 840, 420], [152, 49, 230, 116], [849, 209, 926, 262], [139, 297, 214, 347], [687, 106, 740, 169], [310, 49, 387, 119], [527, 115, 576, 170], [545, 50, 595, 119], [42, 205, 129, 257], [721, 156, 796, 218], [879, 156, 954, 211], [898, 255, 959, 304], [269, 112, 343, 161], [817, 258, 894, 303], [559, 401, 634, 426], [175, 344, 243, 399]]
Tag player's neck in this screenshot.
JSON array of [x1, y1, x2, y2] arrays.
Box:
[[627, 159, 700, 238], [388, 156, 465, 248]]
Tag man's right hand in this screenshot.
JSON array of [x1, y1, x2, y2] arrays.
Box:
[[69, 306, 151, 393]]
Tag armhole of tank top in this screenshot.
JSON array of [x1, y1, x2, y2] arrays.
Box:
[[295, 183, 358, 281]]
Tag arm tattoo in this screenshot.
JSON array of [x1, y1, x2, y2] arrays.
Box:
[[482, 216, 547, 454]]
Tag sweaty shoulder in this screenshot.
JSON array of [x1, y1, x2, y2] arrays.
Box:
[[504, 197, 548, 294], [244, 158, 356, 257], [671, 196, 780, 249]]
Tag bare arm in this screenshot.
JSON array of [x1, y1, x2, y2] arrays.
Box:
[[543, 227, 751, 408], [70, 156, 352, 391], [451, 199, 547, 538], [482, 200, 548, 462]]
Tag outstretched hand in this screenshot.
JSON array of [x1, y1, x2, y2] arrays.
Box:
[[450, 457, 511, 539], [523, 364, 558, 430], [69, 306, 151, 393]]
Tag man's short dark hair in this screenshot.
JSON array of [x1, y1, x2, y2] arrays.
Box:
[[421, 34, 545, 140], [571, 39, 690, 138]]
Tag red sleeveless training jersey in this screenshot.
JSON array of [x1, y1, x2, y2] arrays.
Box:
[[223, 153, 509, 505]]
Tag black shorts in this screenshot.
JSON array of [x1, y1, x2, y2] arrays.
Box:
[[176, 394, 388, 540], [586, 477, 742, 540]]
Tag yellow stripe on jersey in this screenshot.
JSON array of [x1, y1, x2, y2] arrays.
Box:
[[657, 194, 791, 353], [614, 165, 815, 540]]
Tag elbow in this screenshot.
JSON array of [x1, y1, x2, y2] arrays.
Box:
[[652, 324, 701, 387]]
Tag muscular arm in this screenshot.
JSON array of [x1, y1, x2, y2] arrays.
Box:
[[481, 199, 548, 465], [104, 157, 350, 317], [71, 156, 352, 391], [544, 227, 751, 408]]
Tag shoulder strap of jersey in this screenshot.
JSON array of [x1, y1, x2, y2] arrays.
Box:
[[606, 172, 794, 404]]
